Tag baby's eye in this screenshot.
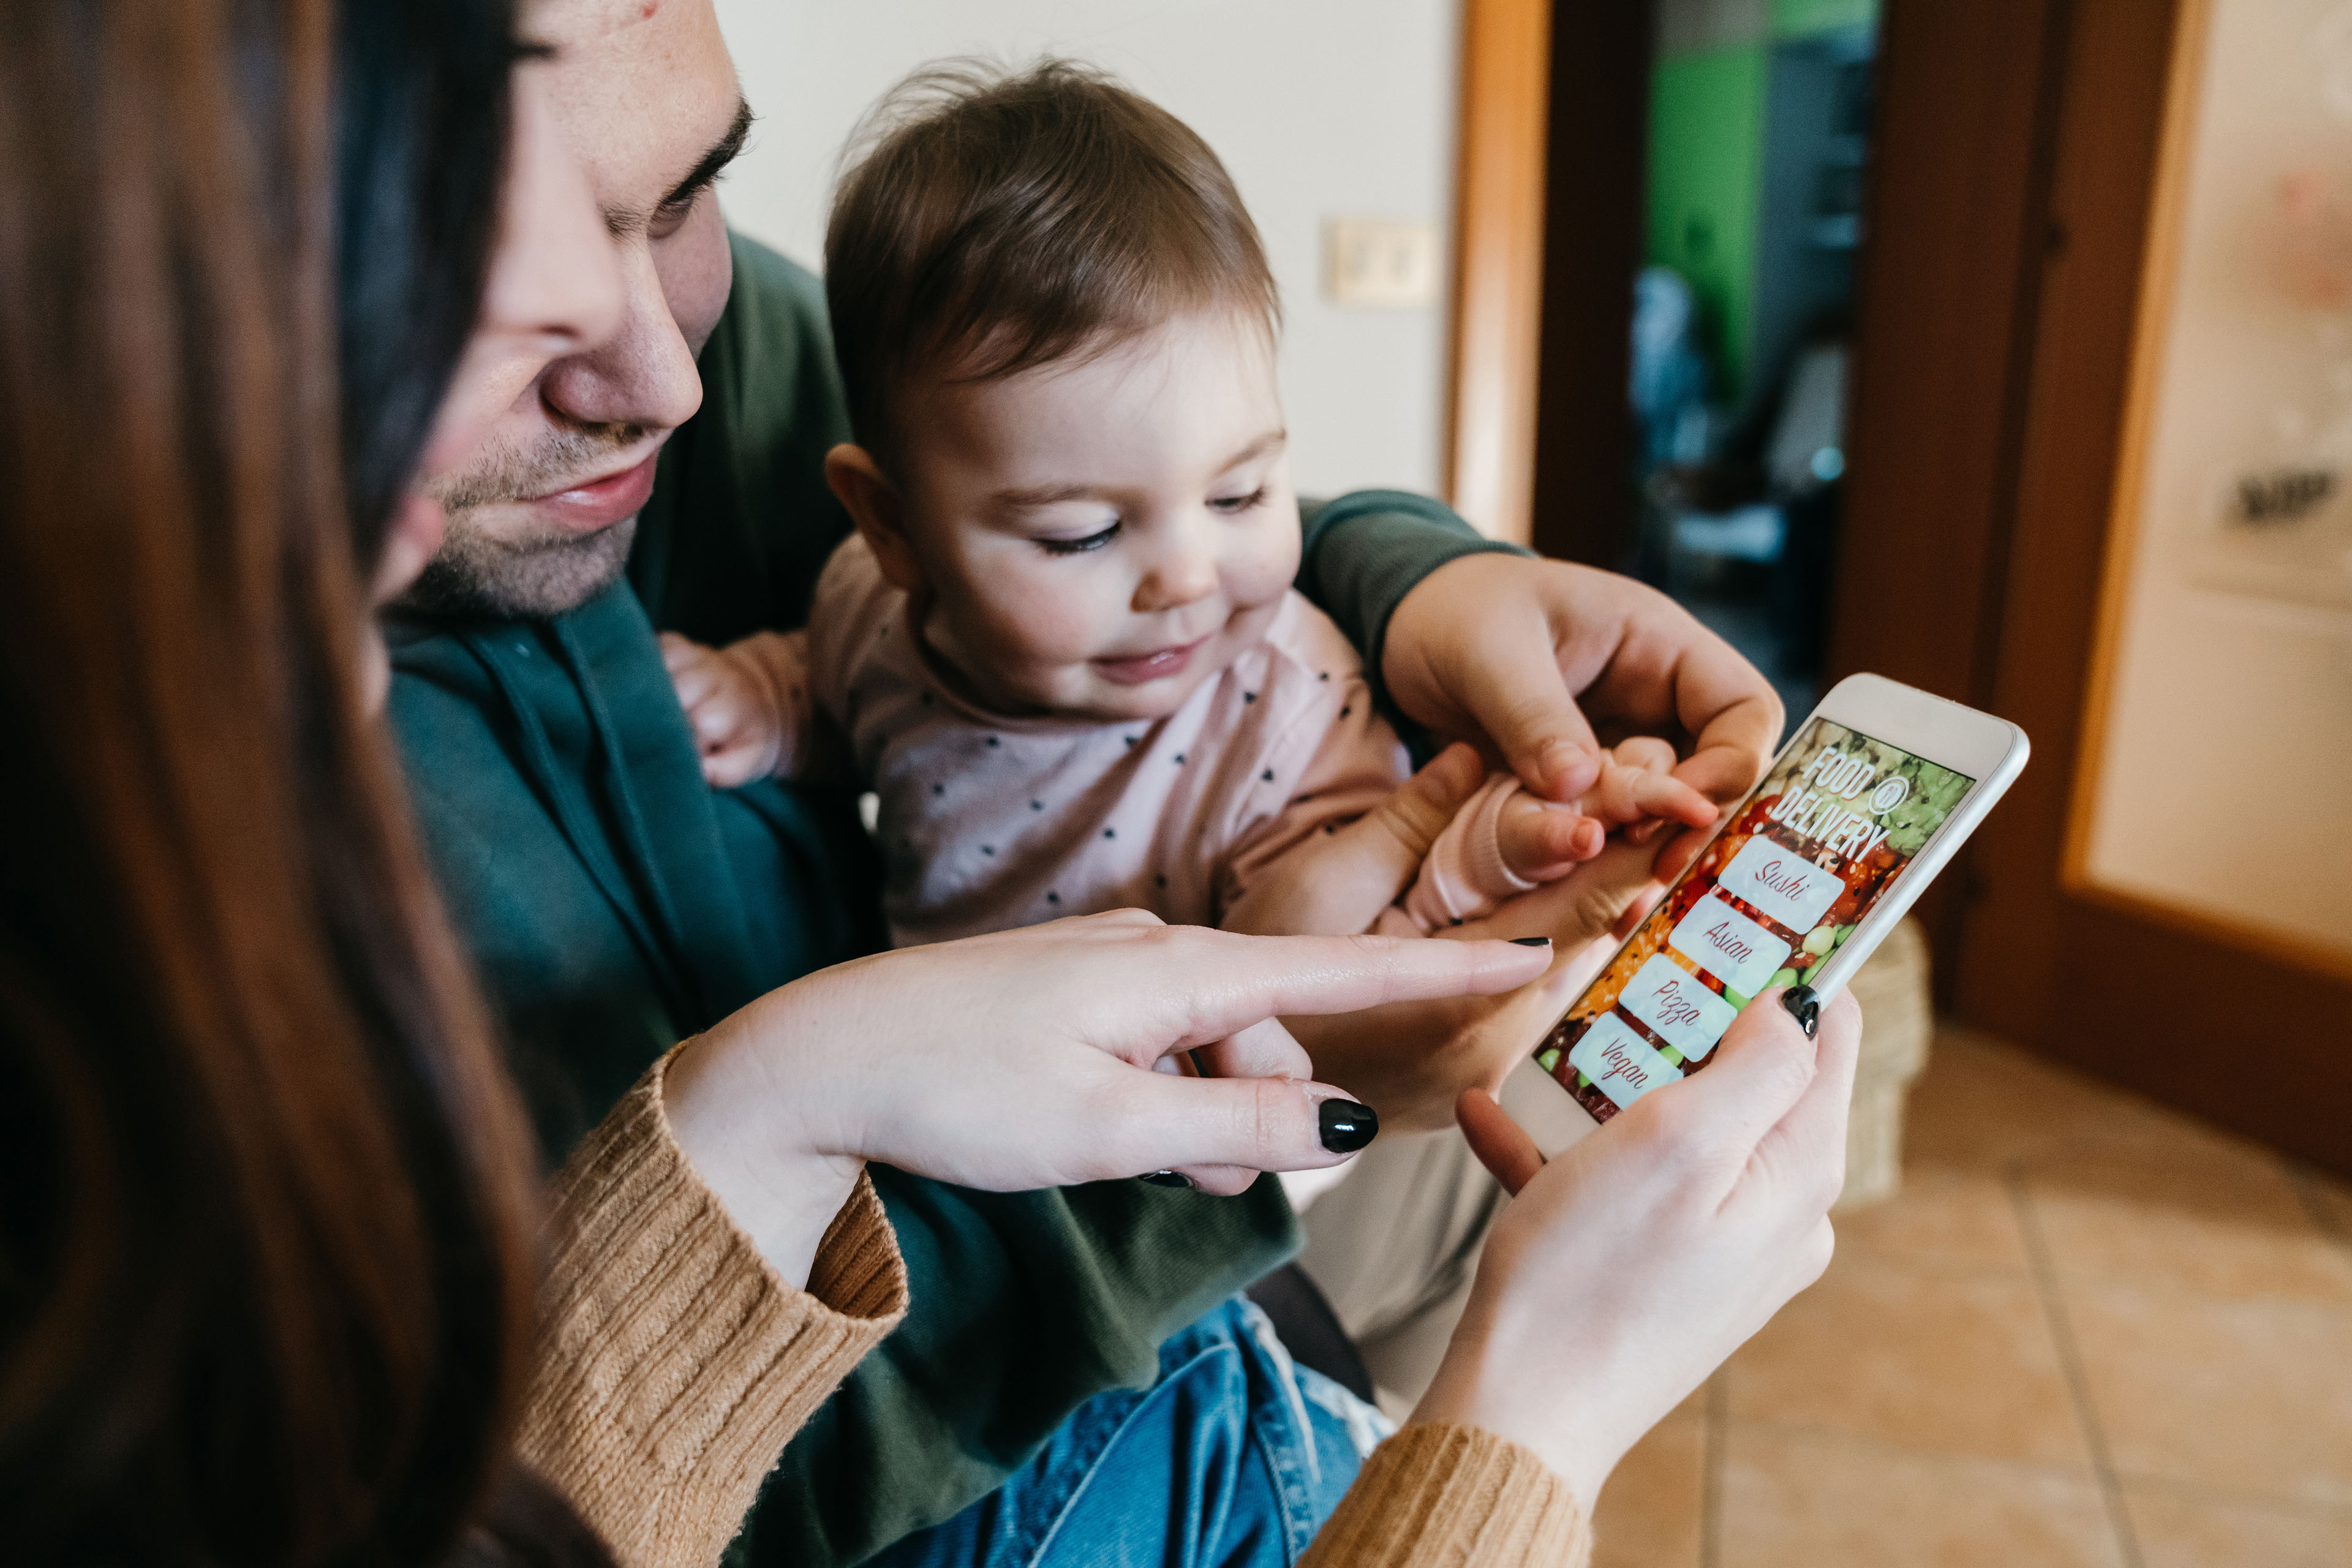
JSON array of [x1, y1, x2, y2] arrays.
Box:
[[1038, 521, 1121, 556], [1209, 487, 1268, 515]]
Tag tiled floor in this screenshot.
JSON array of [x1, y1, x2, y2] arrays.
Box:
[[1588, 1025, 2352, 1568]]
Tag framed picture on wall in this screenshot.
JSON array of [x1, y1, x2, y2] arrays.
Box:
[[2119, 0, 2352, 612], [2068, 0, 2352, 986]]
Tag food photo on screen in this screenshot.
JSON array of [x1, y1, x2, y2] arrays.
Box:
[[1536, 718, 1973, 1121]]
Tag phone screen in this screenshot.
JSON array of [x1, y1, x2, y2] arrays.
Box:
[[1537, 716, 1977, 1121]]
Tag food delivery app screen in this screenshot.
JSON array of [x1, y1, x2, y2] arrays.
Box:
[[1538, 718, 1975, 1121]]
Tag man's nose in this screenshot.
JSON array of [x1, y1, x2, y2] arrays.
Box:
[[537, 244, 704, 437], [1131, 530, 1220, 614]]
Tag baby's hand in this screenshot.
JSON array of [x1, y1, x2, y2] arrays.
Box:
[[660, 630, 808, 788], [1575, 736, 1719, 842], [1493, 739, 1718, 883], [1492, 791, 1607, 883], [1396, 741, 1722, 933]]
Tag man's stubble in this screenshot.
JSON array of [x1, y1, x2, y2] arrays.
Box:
[[402, 511, 639, 620], [398, 422, 651, 620]]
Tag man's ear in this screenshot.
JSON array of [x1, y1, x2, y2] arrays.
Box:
[[824, 444, 925, 596]]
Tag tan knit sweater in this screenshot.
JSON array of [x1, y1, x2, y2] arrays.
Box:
[[519, 1063, 1592, 1568]]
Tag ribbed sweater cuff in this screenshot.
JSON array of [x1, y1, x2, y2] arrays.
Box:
[[1302, 1423, 1591, 1568], [519, 1057, 908, 1568]]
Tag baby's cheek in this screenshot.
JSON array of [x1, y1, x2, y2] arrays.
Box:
[[1226, 524, 1302, 611], [973, 576, 1115, 667]]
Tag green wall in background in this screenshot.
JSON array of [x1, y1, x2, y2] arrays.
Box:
[[1645, 44, 1766, 398], [1771, 0, 1878, 40]]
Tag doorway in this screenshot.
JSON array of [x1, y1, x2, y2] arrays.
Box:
[[1461, 0, 2352, 1170], [1630, 10, 1875, 734]]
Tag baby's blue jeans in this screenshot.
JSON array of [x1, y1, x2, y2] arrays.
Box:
[[864, 1295, 1390, 1568]]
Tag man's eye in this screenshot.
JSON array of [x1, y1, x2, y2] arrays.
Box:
[[1210, 487, 1268, 514], [1039, 522, 1121, 556], [650, 190, 703, 239]]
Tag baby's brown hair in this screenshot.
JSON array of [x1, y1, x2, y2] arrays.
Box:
[[825, 59, 1280, 466]]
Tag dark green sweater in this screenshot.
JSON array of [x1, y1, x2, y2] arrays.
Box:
[[388, 233, 1524, 1565]]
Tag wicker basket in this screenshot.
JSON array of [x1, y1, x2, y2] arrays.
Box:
[[1833, 917, 1933, 1212]]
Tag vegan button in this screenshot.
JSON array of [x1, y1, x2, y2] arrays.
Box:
[[1569, 1012, 1683, 1110]]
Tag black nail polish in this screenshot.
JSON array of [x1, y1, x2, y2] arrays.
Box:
[[1781, 985, 1821, 1039], [1510, 936, 1552, 947], [1140, 1170, 1194, 1188], [1319, 1099, 1379, 1153]]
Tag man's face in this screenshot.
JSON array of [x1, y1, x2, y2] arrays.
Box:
[[405, 0, 745, 619]]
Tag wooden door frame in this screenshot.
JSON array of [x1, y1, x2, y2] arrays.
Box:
[[1447, 0, 1653, 560], [1446, 0, 1553, 545]]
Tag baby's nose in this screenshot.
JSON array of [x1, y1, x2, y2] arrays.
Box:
[[1132, 548, 1219, 613]]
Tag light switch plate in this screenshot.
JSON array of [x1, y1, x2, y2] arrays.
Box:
[[1324, 217, 1441, 307]]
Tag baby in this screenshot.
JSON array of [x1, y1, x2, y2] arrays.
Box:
[[662, 61, 1714, 954]]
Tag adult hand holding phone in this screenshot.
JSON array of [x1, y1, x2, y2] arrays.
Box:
[[1411, 986, 1861, 1512], [663, 913, 1554, 1285]]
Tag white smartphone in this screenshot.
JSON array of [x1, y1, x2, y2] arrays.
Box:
[[1499, 673, 2029, 1148]]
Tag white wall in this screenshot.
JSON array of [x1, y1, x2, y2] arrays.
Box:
[[710, 0, 1460, 500]]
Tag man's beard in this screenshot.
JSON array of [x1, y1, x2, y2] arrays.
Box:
[[403, 512, 639, 620], [398, 423, 651, 620]]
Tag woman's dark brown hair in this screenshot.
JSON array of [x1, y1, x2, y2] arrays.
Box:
[[0, 2, 549, 1562]]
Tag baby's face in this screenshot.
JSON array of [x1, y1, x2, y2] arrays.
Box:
[[892, 307, 1300, 722]]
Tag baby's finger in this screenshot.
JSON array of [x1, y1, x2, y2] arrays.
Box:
[[1498, 795, 1603, 880], [1610, 736, 1679, 775], [701, 735, 771, 789], [671, 659, 726, 712], [1626, 770, 1722, 829], [691, 690, 750, 747]]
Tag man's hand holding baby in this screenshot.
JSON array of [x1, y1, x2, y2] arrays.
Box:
[[1378, 551, 1784, 872]]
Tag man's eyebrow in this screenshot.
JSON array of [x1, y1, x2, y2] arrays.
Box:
[[608, 97, 753, 236], [662, 98, 753, 211]]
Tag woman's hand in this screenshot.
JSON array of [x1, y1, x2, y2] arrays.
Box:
[[1412, 986, 1861, 1512], [663, 913, 1552, 1284]]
